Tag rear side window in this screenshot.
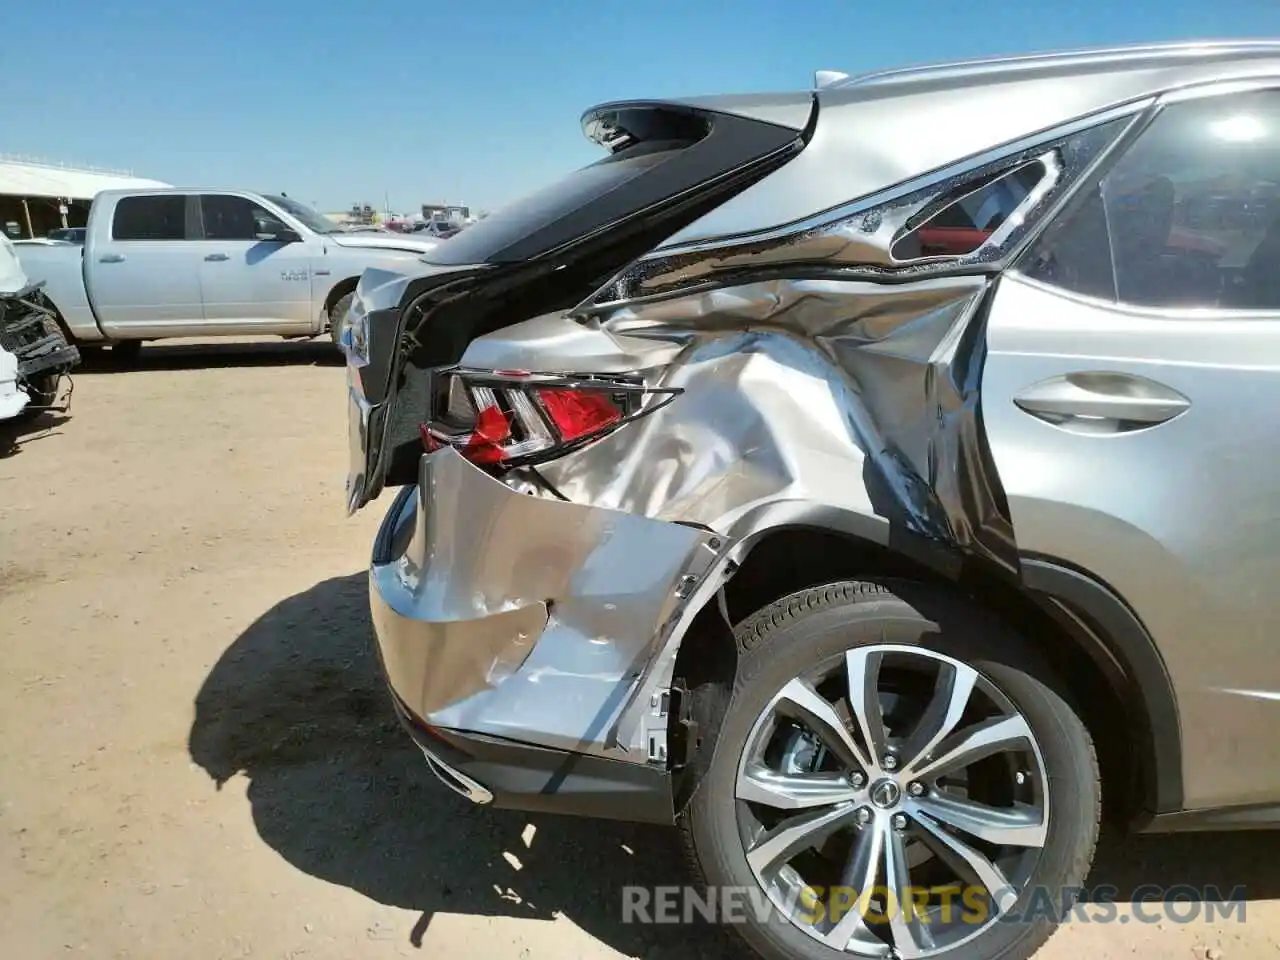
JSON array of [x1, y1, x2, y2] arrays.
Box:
[[893, 160, 1049, 260], [1021, 90, 1280, 310], [112, 195, 187, 241]]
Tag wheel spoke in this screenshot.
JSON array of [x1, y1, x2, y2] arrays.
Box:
[[745, 803, 855, 875], [905, 714, 1033, 781], [822, 819, 884, 949], [911, 793, 1047, 848], [737, 763, 860, 810], [899, 660, 978, 772], [773, 678, 871, 772], [883, 826, 936, 959], [913, 810, 1019, 913], [737, 645, 1052, 957], [844, 648, 888, 766]]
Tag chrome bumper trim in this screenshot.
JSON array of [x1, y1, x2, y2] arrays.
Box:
[[418, 744, 494, 805]]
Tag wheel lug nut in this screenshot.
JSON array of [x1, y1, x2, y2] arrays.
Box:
[[855, 807, 872, 825], [891, 813, 908, 831], [848, 771, 866, 788], [908, 781, 925, 797], [881, 754, 898, 771]]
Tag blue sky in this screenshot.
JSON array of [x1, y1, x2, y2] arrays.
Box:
[[4, 1, 1280, 215]]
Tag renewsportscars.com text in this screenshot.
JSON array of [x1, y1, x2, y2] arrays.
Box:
[[621, 884, 1247, 926]]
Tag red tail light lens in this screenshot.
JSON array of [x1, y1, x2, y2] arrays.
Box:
[[420, 369, 678, 469], [535, 387, 621, 441]]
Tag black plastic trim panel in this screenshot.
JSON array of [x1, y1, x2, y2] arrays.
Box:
[[425, 101, 808, 267], [390, 694, 674, 824], [1140, 802, 1280, 833], [1020, 555, 1183, 814]]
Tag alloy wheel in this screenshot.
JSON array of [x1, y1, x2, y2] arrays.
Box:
[[734, 643, 1049, 958]]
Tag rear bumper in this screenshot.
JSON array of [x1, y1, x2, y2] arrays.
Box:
[[368, 447, 720, 820], [388, 690, 676, 823]]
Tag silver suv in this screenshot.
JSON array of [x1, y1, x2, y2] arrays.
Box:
[[344, 41, 1280, 960]]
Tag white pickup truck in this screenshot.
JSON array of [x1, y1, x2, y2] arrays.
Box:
[[16, 189, 439, 360]]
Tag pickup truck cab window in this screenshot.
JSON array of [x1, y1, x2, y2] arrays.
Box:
[[262, 195, 340, 235], [112, 195, 188, 241], [199, 194, 287, 241]]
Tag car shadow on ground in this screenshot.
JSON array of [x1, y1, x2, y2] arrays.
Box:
[[80, 339, 342, 372], [0, 410, 71, 458], [189, 573, 1280, 956]]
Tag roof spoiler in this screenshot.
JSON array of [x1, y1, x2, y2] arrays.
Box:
[[581, 93, 815, 152]]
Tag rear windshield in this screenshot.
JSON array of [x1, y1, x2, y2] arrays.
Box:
[[423, 142, 690, 266]]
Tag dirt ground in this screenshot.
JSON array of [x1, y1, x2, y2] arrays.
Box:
[[0, 338, 1276, 960]]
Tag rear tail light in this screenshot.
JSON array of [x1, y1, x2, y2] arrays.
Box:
[[421, 368, 679, 468]]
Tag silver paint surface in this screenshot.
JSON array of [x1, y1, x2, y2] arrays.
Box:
[[582, 112, 1127, 314], [371, 446, 716, 759], [366, 47, 1280, 814], [984, 274, 1280, 809], [665, 41, 1280, 246], [448, 275, 1001, 758]]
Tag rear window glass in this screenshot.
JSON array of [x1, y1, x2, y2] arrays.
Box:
[[113, 195, 186, 241], [423, 144, 689, 265]]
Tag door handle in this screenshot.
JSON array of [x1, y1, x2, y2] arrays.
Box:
[[99, 253, 125, 263], [1014, 372, 1190, 429], [204, 253, 230, 262]]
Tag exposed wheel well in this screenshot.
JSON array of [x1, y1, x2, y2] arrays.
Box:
[[670, 526, 1161, 829], [324, 277, 360, 318]]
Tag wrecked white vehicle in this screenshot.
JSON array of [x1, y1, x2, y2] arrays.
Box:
[[345, 41, 1280, 960], [0, 233, 79, 422], [0, 343, 27, 420]]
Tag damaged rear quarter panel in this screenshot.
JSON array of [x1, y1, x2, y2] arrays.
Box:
[[372, 446, 718, 758], [375, 90, 1136, 768], [450, 273, 1010, 760]]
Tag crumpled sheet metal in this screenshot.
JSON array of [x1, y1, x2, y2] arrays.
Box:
[[450, 272, 1020, 761], [470, 273, 1017, 758], [372, 446, 717, 758], [536, 274, 1014, 574], [586, 116, 1125, 309]]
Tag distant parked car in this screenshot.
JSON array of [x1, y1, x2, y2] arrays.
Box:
[[413, 220, 461, 239]]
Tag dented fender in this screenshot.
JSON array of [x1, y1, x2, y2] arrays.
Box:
[[430, 273, 1018, 761]]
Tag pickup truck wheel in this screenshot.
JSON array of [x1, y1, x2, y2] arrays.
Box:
[[677, 580, 1100, 960], [329, 292, 355, 348]]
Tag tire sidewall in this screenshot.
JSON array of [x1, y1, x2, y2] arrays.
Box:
[[682, 581, 1099, 960], [330, 292, 355, 348]]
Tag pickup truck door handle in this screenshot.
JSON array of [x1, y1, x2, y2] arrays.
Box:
[[99, 253, 126, 263], [1014, 372, 1190, 428], [204, 253, 230, 262]]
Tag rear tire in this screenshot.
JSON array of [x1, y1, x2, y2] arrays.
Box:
[[677, 580, 1100, 960], [329, 292, 355, 348]]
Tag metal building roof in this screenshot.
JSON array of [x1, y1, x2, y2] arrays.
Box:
[[0, 158, 170, 200]]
